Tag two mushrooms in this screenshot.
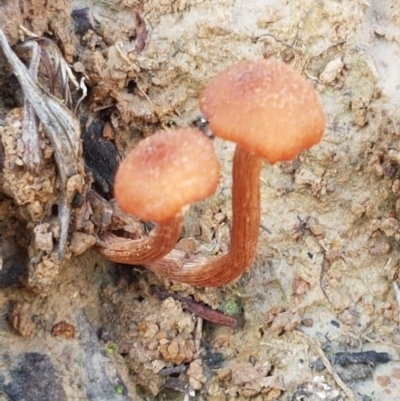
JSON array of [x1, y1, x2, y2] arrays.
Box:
[[95, 59, 325, 287]]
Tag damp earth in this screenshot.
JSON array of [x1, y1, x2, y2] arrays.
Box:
[[1, 1, 400, 400]]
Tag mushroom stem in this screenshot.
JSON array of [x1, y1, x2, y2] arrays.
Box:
[[94, 214, 182, 265], [144, 146, 262, 287], [94, 128, 220, 268]]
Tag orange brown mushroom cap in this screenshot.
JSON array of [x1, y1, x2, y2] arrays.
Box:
[[199, 59, 325, 164], [114, 128, 220, 222], [95, 128, 220, 266]]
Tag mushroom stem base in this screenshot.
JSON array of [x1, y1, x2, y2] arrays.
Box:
[[94, 214, 183, 265], [146, 146, 262, 287]]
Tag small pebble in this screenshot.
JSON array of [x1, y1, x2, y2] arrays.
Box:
[[216, 367, 232, 381], [301, 318, 313, 327], [376, 375, 390, 387], [392, 367, 400, 380]]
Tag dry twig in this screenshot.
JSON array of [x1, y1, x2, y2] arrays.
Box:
[[0, 28, 84, 259], [156, 292, 238, 329], [21, 40, 41, 171], [294, 330, 356, 401]]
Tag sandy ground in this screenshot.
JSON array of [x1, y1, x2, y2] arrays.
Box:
[[2, 0, 400, 400]]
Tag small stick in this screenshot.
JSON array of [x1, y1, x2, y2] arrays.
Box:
[[294, 331, 356, 401], [333, 351, 390, 366], [115, 41, 133, 64], [156, 292, 238, 329], [0, 142, 4, 172], [74, 77, 87, 114], [194, 317, 203, 353], [21, 40, 41, 171], [158, 365, 188, 376], [134, 13, 149, 54]]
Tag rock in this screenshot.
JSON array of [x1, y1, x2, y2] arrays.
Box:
[[0, 309, 132, 400], [232, 361, 272, 386], [216, 367, 232, 381], [376, 375, 390, 387], [319, 58, 344, 84], [33, 223, 53, 253], [69, 232, 96, 255], [0, 352, 68, 401], [8, 302, 37, 337], [270, 311, 302, 337], [187, 359, 207, 390], [351, 98, 368, 127]]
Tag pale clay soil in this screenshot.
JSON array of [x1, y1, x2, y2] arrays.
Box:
[[1, 0, 400, 400]]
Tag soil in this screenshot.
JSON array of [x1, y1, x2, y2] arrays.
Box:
[[1, 0, 400, 400]]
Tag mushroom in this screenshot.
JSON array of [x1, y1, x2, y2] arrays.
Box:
[[95, 128, 220, 264], [145, 59, 325, 286]]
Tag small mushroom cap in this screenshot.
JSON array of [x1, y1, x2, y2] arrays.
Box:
[[114, 128, 220, 222], [199, 59, 325, 164]]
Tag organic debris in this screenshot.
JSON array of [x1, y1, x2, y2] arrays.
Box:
[[156, 291, 238, 329], [0, 29, 84, 259], [1, 1, 400, 400], [333, 351, 391, 367]]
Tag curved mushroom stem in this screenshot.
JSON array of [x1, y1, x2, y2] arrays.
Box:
[[144, 145, 262, 286], [94, 214, 182, 265]]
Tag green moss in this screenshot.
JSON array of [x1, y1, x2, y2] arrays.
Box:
[[105, 343, 117, 356], [114, 385, 123, 394], [221, 298, 242, 316]]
